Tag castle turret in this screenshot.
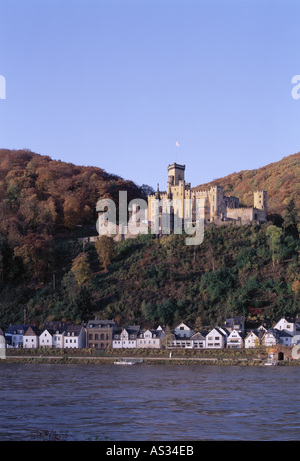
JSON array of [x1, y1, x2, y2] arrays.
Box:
[[155, 183, 160, 200], [253, 190, 267, 211], [167, 163, 185, 186], [253, 190, 267, 222]]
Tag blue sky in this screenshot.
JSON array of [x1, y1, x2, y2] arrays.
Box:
[[1, 0, 300, 191]]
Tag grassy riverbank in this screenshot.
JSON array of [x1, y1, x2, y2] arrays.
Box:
[[2, 346, 299, 365]]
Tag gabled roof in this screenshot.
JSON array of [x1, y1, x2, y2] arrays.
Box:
[[191, 332, 206, 340], [263, 328, 280, 338], [227, 329, 243, 338], [24, 326, 41, 336], [5, 325, 31, 335], [245, 329, 265, 339], [125, 325, 141, 337], [245, 330, 259, 339], [174, 321, 193, 330], [208, 327, 228, 337], [277, 329, 293, 338], [138, 329, 164, 339], [216, 327, 229, 336], [40, 328, 55, 336], [65, 325, 85, 337]]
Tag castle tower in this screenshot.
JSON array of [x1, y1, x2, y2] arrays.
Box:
[[167, 163, 185, 186], [253, 190, 267, 211]]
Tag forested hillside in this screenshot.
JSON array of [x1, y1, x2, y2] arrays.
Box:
[[0, 149, 299, 331], [194, 151, 300, 215]]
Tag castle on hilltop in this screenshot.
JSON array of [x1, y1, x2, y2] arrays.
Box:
[[147, 163, 267, 229]]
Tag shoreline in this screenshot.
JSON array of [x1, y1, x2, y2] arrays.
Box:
[[1, 354, 299, 366]]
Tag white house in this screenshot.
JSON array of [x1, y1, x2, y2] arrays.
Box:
[[262, 329, 279, 347], [190, 332, 206, 348], [39, 329, 54, 348], [274, 317, 296, 336], [174, 322, 194, 338], [245, 331, 260, 348], [63, 325, 86, 349], [112, 326, 140, 348], [44, 321, 68, 349], [167, 336, 194, 349], [226, 329, 243, 349], [23, 326, 41, 348], [205, 327, 228, 348], [52, 329, 66, 349], [136, 328, 165, 349]]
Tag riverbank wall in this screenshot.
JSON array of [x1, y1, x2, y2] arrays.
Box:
[[1, 346, 299, 366]]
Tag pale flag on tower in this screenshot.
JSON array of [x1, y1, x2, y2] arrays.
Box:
[[175, 140, 180, 147]]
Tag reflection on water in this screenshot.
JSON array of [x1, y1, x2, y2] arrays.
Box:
[[0, 363, 300, 441]]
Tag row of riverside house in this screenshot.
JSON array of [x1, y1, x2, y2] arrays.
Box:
[[1, 316, 300, 350]]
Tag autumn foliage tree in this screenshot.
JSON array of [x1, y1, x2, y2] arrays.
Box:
[[13, 234, 54, 280], [71, 252, 92, 286], [95, 235, 117, 271]]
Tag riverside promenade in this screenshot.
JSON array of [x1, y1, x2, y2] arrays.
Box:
[[0, 354, 272, 365]]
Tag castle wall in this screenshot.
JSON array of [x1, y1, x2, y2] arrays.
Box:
[[226, 207, 255, 224]]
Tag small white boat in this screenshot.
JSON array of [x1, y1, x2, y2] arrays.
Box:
[[114, 358, 144, 365]]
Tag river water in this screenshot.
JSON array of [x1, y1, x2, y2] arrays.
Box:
[[0, 362, 299, 441]]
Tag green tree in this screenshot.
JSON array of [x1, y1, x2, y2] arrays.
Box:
[[283, 198, 299, 239], [156, 299, 175, 325], [95, 235, 117, 271], [74, 286, 92, 321], [266, 225, 283, 266], [141, 300, 158, 323], [71, 252, 92, 286]]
